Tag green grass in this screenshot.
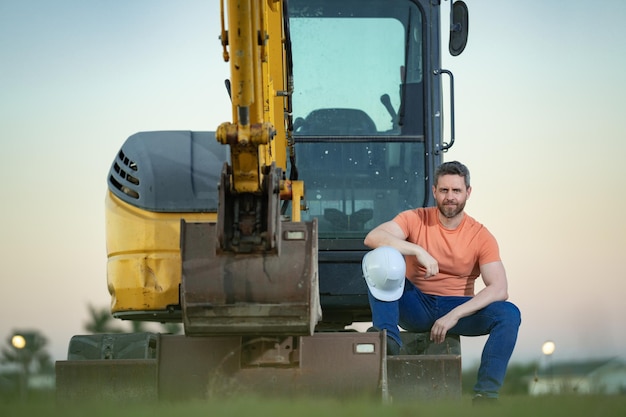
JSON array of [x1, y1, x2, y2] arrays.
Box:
[[1, 395, 626, 417]]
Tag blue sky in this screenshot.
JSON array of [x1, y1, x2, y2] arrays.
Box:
[[1, 1, 625, 368]]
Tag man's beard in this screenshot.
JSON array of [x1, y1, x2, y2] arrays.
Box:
[[437, 200, 466, 219]]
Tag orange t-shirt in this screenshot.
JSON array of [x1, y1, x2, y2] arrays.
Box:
[[394, 206, 500, 296]]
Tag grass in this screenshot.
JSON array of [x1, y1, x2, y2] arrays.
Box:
[[1, 395, 625, 417]]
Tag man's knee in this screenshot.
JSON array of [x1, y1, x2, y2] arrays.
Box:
[[499, 301, 521, 327]]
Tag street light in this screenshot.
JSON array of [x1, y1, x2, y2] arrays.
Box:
[[10, 333, 29, 400], [541, 340, 556, 356], [11, 334, 26, 350], [541, 340, 556, 394]]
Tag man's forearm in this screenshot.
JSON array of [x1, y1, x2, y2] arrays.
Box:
[[450, 284, 508, 320]]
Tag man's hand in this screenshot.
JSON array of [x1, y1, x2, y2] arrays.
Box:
[[429, 261, 510, 344], [430, 313, 459, 344], [416, 248, 438, 278]]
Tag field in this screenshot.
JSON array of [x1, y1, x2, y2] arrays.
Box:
[[1, 395, 625, 417]]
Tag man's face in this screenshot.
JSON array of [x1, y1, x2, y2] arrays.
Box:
[[432, 174, 471, 219]]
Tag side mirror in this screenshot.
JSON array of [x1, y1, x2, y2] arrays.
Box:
[[449, 1, 469, 56]]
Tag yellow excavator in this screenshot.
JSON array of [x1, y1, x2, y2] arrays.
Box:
[[56, 0, 469, 401]]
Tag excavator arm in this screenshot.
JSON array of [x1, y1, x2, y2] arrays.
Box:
[[215, 0, 301, 252], [180, 0, 320, 337]]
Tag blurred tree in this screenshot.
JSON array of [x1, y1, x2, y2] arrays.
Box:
[[462, 361, 538, 396], [500, 361, 538, 395], [84, 304, 182, 334], [84, 303, 125, 333], [161, 322, 183, 334], [1, 329, 54, 400], [129, 320, 147, 333], [1, 330, 53, 374]]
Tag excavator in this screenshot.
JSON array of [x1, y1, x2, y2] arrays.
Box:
[[56, 0, 469, 402]]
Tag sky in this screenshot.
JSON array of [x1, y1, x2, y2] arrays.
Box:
[[1, 0, 625, 371]]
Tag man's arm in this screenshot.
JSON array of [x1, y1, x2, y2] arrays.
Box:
[[429, 260, 509, 343], [364, 221, 440, 278]]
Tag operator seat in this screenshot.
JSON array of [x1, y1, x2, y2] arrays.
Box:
[[295, 108, 377, 136]]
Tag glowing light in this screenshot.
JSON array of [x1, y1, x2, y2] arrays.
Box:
[[541, 340, 556, 356], [11, 334, 26, 349]]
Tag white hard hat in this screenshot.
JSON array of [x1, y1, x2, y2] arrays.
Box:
[[362, 246, 406, 301]]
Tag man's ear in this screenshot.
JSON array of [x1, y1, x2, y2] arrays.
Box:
[[466, 185, 472, 198]]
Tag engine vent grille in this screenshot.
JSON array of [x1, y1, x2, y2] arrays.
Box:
[[109, 149, 140, 199]]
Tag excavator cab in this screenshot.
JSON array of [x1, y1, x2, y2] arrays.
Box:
[[288, 0, 439, 327]]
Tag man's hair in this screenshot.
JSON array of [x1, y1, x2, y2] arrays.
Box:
[[434, 161, 471, 188]]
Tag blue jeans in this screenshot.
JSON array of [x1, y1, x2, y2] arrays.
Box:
[[368, 279, 521, 398]]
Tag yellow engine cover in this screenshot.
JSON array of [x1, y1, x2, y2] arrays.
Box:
[[106, 191, 216, 318]]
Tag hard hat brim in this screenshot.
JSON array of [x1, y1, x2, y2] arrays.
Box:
[[367, 279, 405, 302]]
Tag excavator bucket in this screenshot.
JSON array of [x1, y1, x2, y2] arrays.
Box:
[[180, 219, 321, 336]]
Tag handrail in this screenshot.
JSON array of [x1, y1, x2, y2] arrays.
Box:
[[433, 68, 455, 154]]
